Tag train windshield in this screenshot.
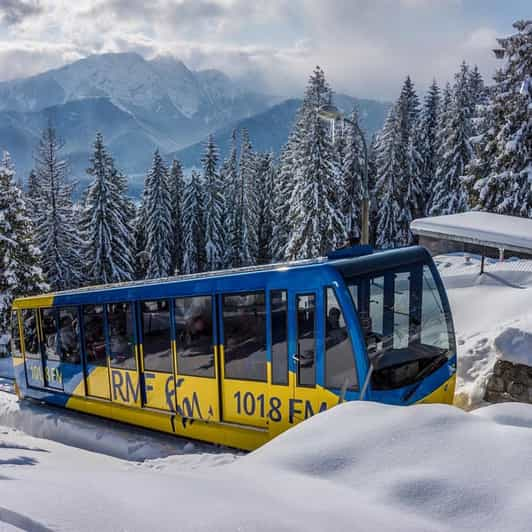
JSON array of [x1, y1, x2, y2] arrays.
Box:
[[346, 264, 454, 391]]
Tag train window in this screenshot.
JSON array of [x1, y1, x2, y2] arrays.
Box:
[[107, 303, 136, 370], [175, 296, 214, 378], [83, 305, 107, 367], [296, 294, 316, 387], [223, 292, 267, 382], [22, 309, 40, 359], [348, 285, 358, 309], [41, 308, 59, 361], [142, 300, 172, 373], [325, 288, 358, 390], [369, 277, 384, 337], [421, 266, 451, 350], [270, 290, 288, 385], [57, 307, 81, 363], [393, 272, 410, 350], [11, 312, 22, 357]]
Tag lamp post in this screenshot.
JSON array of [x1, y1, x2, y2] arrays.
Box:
[[318, 104, 370, 246]]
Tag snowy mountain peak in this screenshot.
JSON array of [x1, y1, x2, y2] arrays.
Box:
[[0, 52, 255, 118]]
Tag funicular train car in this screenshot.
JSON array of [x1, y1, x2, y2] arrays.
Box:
[[10, 246, 457, 451]]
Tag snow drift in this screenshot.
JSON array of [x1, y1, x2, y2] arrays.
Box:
[[2, 396, 532, 531]]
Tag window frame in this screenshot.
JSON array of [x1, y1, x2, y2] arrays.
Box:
[[295, 292, 317, 388], [139, 298, 174, 374], [174, 294, 216, 379], [11, 311, 23, 358], [82, 304, 108, 368], [22, 309, 41, 360], [55, 306, 83, 365], [106, 302, 137, 371], [269, 289, 289, 386], [323, 286, 359, 392], [222, 289, 268, 383]]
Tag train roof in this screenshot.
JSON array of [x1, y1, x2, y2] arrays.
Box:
[[13, 245, 433, 308]]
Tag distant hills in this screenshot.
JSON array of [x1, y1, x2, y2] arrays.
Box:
[[0, 52, 390, 197]]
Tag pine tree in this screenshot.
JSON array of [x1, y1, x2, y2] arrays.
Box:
[[374, 107, 403, 248], [430, 64, 472, 216], [221, 129, 239, 268], [256, 152, 276, 264], [239, 129, 259, 265], [466, 20, 532, 217], [144, 150, 172, 279], [0, 152, 46, 333], [202, 136, 224, 271], [341, 108, 365, 244], [285, 67, 347, 260], [80, 133, 135, 285], [168, 159, 185, 273], [182, 170, 205, 274], [33, 125, 83, 290], [419, 79, 441, 212], [395, 76, 424, 234], [270, 137, 296, 260], [374, 77, 423, 247]]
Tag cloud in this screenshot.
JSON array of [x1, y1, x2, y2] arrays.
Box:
[[0, 0, 42, 26], [0, 0, 526, 98]]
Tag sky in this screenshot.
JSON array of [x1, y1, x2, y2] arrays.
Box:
[[0, 0, 529, 100]]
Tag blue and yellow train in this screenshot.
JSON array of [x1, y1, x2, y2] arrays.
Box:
[[10, 245, 456, 450]]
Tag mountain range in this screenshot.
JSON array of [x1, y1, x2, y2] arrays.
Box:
[[0, 52, 390, 197]]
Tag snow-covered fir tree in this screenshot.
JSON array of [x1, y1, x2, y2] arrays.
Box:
[[270, 136, 296, 260], [374, 106, 403, 248], [465, 20, 532, 217], [285, 67, 347, 260], [419, 79, 441, 212], [374, 77, 423, 247], [220, 129, 239, 268], [238, 129, 259, 266], [181, 170, 205, 274], [80, 133, 135, 285], [341, 109, 365, 244], [33, 126, 83, 290], [202, 136, 224, 271], [430, 64, 472, 216], [395, 76, 424, 233], [144, 150, 172, 279], [133, 200, 148, 279], [256, 152, 276, 264], [0, 152, 46, 333], [168, 159, 185, 274]]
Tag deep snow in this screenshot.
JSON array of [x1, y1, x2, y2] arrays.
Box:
[[2, 394, 532, 531], [439, 253, 532, 408]]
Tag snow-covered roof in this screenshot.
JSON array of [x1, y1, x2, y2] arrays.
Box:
[[411, 212, 532, 254]]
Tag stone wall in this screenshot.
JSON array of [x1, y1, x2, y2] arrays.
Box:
[[484, 359, 532, 404]]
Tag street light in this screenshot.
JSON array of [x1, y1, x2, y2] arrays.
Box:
[[318, 104, 370, 246]]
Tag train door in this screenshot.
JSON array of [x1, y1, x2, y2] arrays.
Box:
[[137, 299, 176, 412], [39, 308, 64, 390], [107, 302, 141, 407], [289, 291, 330, 425], [172, 295, 220, 423], [21, 309, 45, 388], [219, 291, 269, 428], [82, 304, 111, 400]]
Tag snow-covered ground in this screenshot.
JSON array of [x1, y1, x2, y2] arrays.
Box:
[[1, 252, 532, 530], [438, 253, 532, 408], [2, 392, 532, 531]]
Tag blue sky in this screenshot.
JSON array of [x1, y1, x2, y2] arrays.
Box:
[[0, 0, 529, 99]]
